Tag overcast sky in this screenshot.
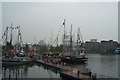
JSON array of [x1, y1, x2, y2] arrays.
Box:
[[1, 2, 118, 44]]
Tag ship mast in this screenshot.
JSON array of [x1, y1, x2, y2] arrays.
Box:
[[1, 24, 14, 52], [10, 23, 13, 44], [79, 27, 83, 43], [5, 27, 9, 45], [76, 27, 83, 54], [56, 37, 58, 47], [1, 26, 9, 48], [63, 19, 66, 54], [76, 27, 80, 54], [17, 26, 22, 51], [70, 24, 73, 54], [1, 26, 9, 45]]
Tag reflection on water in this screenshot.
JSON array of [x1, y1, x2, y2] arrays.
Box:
[[2, 64, 60, 79], [1, 53, 119, 79], [87, 53, 118, 78], [2, 64, 32, 78]]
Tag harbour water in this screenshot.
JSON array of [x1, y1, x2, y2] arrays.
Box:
[[1, 53, 119, 79], [67, 53, 119, 78], [2, 65, 60, 78]]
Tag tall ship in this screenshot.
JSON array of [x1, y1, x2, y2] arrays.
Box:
[[1, 24, 30, 66], [61, 19, 88, 63]]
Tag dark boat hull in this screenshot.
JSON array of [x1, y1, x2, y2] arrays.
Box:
[[2, 60, 31, 66]]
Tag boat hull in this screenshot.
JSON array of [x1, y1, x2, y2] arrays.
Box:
[[61, 57, 88, 63], [2, 60, 31, 66]]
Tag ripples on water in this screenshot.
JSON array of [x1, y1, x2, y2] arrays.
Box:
[[88, 53, 118, 78], [1, 53, 119, 79], [67, 53, 119, 78]]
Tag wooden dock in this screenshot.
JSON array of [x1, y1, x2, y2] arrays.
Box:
[[36, 60, 92, 80], [60, 72, 92, 80]]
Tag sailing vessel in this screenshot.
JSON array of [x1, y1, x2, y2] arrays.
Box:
[[2, 24, 31, 66], [75, 27, 87, 59], [61, 20, 88, 63]]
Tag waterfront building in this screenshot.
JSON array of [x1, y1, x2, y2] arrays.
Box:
[[84, 41, 100, 53], [100, 40, 118, 53], [90, 39, 97, 42], [84, 40, 118, 53]]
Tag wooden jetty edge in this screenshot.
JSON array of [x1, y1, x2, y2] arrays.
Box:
[[60, 72, 92, 80], [36, 60, 93, 80]]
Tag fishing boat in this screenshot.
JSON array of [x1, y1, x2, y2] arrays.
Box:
[[61, 20, 88, 63]]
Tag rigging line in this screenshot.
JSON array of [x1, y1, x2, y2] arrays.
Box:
[[54, 25, 63, 43], [53, 19, 67, 46], [53, 25, 63, 46], [79, 27, 84, 43], [0, 26, 18, 43], [0, 34, 4, 42], [49, 30, 54, 46]]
